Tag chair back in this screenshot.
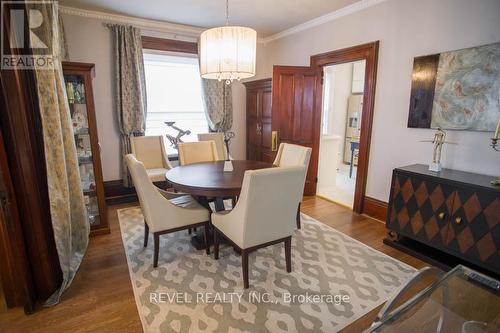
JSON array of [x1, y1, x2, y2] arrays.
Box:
[[198, 133, 227, 160], [273, 143, 311, 168], [273, 143, 312, 195], [130, 135, 172, 169], [125, 154, 172, 231], [178, 141, 219, 166], [233, 166, 305, 248]]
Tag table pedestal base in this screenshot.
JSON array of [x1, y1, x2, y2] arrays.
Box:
[[190, 197, 226, 250]]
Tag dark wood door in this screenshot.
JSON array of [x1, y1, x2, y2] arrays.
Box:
[[272, 66, 322, 195], [244, 79, 273, 163], [0, 129, 36, 312], [260, 85, 274, 163]]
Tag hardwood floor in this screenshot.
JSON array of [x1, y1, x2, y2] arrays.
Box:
[[0, 202, 142, 333], [0, 196, 427, 332]]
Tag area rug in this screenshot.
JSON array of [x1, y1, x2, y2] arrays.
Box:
[[117, 206, 416, 332]]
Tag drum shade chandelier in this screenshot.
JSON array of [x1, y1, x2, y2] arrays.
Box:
[[199, 0, 257, 84]]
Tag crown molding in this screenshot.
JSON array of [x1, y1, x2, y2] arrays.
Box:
[[60, 0, 388, 44], [59, 5, 205, 42], [261, 0, 388, 43]]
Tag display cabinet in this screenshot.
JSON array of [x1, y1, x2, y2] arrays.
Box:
[[62, 62, 109, 235]]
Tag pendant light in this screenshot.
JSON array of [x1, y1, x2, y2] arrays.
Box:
[[199, 0, 257, 84]]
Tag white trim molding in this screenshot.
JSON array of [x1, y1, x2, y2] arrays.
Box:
[[60, 0, 388, 44], [59, 5, 205, 42], [260, 0, 389, 43]]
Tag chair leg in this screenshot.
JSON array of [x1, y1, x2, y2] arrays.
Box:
[[213, 229, 220, 260], [153, 233, 160, 268], [188, 228, 192, 234], [144, 222, 149, 247], [296, 203, 301, 229], [204, 223, 210, 255], [284, 236, 292, 273], [242, 249, 249, 289]]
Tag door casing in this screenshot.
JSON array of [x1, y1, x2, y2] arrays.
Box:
[[311, 41, 379, 213]]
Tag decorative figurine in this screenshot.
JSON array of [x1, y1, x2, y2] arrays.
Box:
[[222, 131, 235, 172], [421, 128, 456, 172], [164, 122, 191, 150], [223, 131, 235, 161], [66, 82, 75, 104]]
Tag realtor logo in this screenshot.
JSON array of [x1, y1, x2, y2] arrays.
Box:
[[1, 1, 57, 69]]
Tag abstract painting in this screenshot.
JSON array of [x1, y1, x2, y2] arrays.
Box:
[[408, 42, 500, 131]]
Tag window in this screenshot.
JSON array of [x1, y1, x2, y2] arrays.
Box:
[[143, 52, 208, 154]]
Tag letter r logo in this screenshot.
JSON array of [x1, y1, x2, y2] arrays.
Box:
[[9, 8, 48, 49]]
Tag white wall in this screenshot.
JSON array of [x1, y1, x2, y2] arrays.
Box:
[[62, 14, 120, 181], [62, 13, 249, 181], [325, 63, 352, 138], [260, 0, 500, 202]]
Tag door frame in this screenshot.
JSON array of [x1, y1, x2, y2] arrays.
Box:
[[310, 41, 379, 213]]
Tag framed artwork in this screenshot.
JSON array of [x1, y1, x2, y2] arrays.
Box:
[[407, 42, 500, 131]]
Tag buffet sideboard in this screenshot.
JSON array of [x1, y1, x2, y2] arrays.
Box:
[[386, 164, 500, 275]]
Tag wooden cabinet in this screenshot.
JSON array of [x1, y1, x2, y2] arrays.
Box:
[[62, 62, 109, 235], [244, 79, 274, 163], [387, 164, 500, 275]]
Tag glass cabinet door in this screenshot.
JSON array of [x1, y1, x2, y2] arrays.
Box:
[[64, 74, 101, 228]]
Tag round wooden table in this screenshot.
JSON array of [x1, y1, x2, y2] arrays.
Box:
[[165, 160, 274, 198], [165, 160, 275, 249]]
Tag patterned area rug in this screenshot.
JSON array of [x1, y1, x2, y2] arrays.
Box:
[[117, 206, 416, 333]]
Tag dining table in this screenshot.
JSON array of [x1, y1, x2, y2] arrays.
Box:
[[165, 160, 275, 249]]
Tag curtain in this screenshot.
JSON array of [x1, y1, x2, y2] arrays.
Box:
[[201, 79, 233, 132], [28, 3, 89, 306], [107, 24, 147, 187], [58, 11, 69, 61]]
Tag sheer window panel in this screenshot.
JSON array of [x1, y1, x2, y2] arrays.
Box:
[[143, 52, 208, 155]]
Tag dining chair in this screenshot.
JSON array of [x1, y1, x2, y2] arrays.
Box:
[[273, 143, 312, 229], [212, 166, 306, 288], [198, 133, 229, 161], [177, 141, 219, 166], [125, 154, 210, 267], [130, 135, 173, 182]]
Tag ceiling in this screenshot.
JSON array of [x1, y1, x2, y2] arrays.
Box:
[[59, 0, 361, 37]]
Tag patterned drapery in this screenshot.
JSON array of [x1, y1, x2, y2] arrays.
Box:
[[58, 11, 69, 61], [201, 79, 233, 132], [28, 4, 89, 306], [107, 24, 147, 187]]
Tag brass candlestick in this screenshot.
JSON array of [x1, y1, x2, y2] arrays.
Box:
[[491, 117, 500, 186]]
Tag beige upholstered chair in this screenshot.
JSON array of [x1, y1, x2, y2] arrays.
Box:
[[198, 133, 229, 161], [273, 143, 312, 167], [212, 166, 306, 288], [130, 135, 172, 182], [273, 143, 312, 229], [125, 154, 210, 267], [177, 141, 219, 166]]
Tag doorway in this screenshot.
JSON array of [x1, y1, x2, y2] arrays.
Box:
[[317, 60, 366, 208], [311, 41, 379, 213]]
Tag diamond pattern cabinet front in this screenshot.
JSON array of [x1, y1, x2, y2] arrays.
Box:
[[388, 172, 456, 250], [447, 188, 500, 273], [386, 165, 500, 276]]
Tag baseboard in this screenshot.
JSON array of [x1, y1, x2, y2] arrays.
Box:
[[104, 179, 171, 205], [362, 196, 388, 222], [103, 180, 138, 205]]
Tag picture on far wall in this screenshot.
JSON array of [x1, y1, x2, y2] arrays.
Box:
[[407, 42, 500, 131]]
